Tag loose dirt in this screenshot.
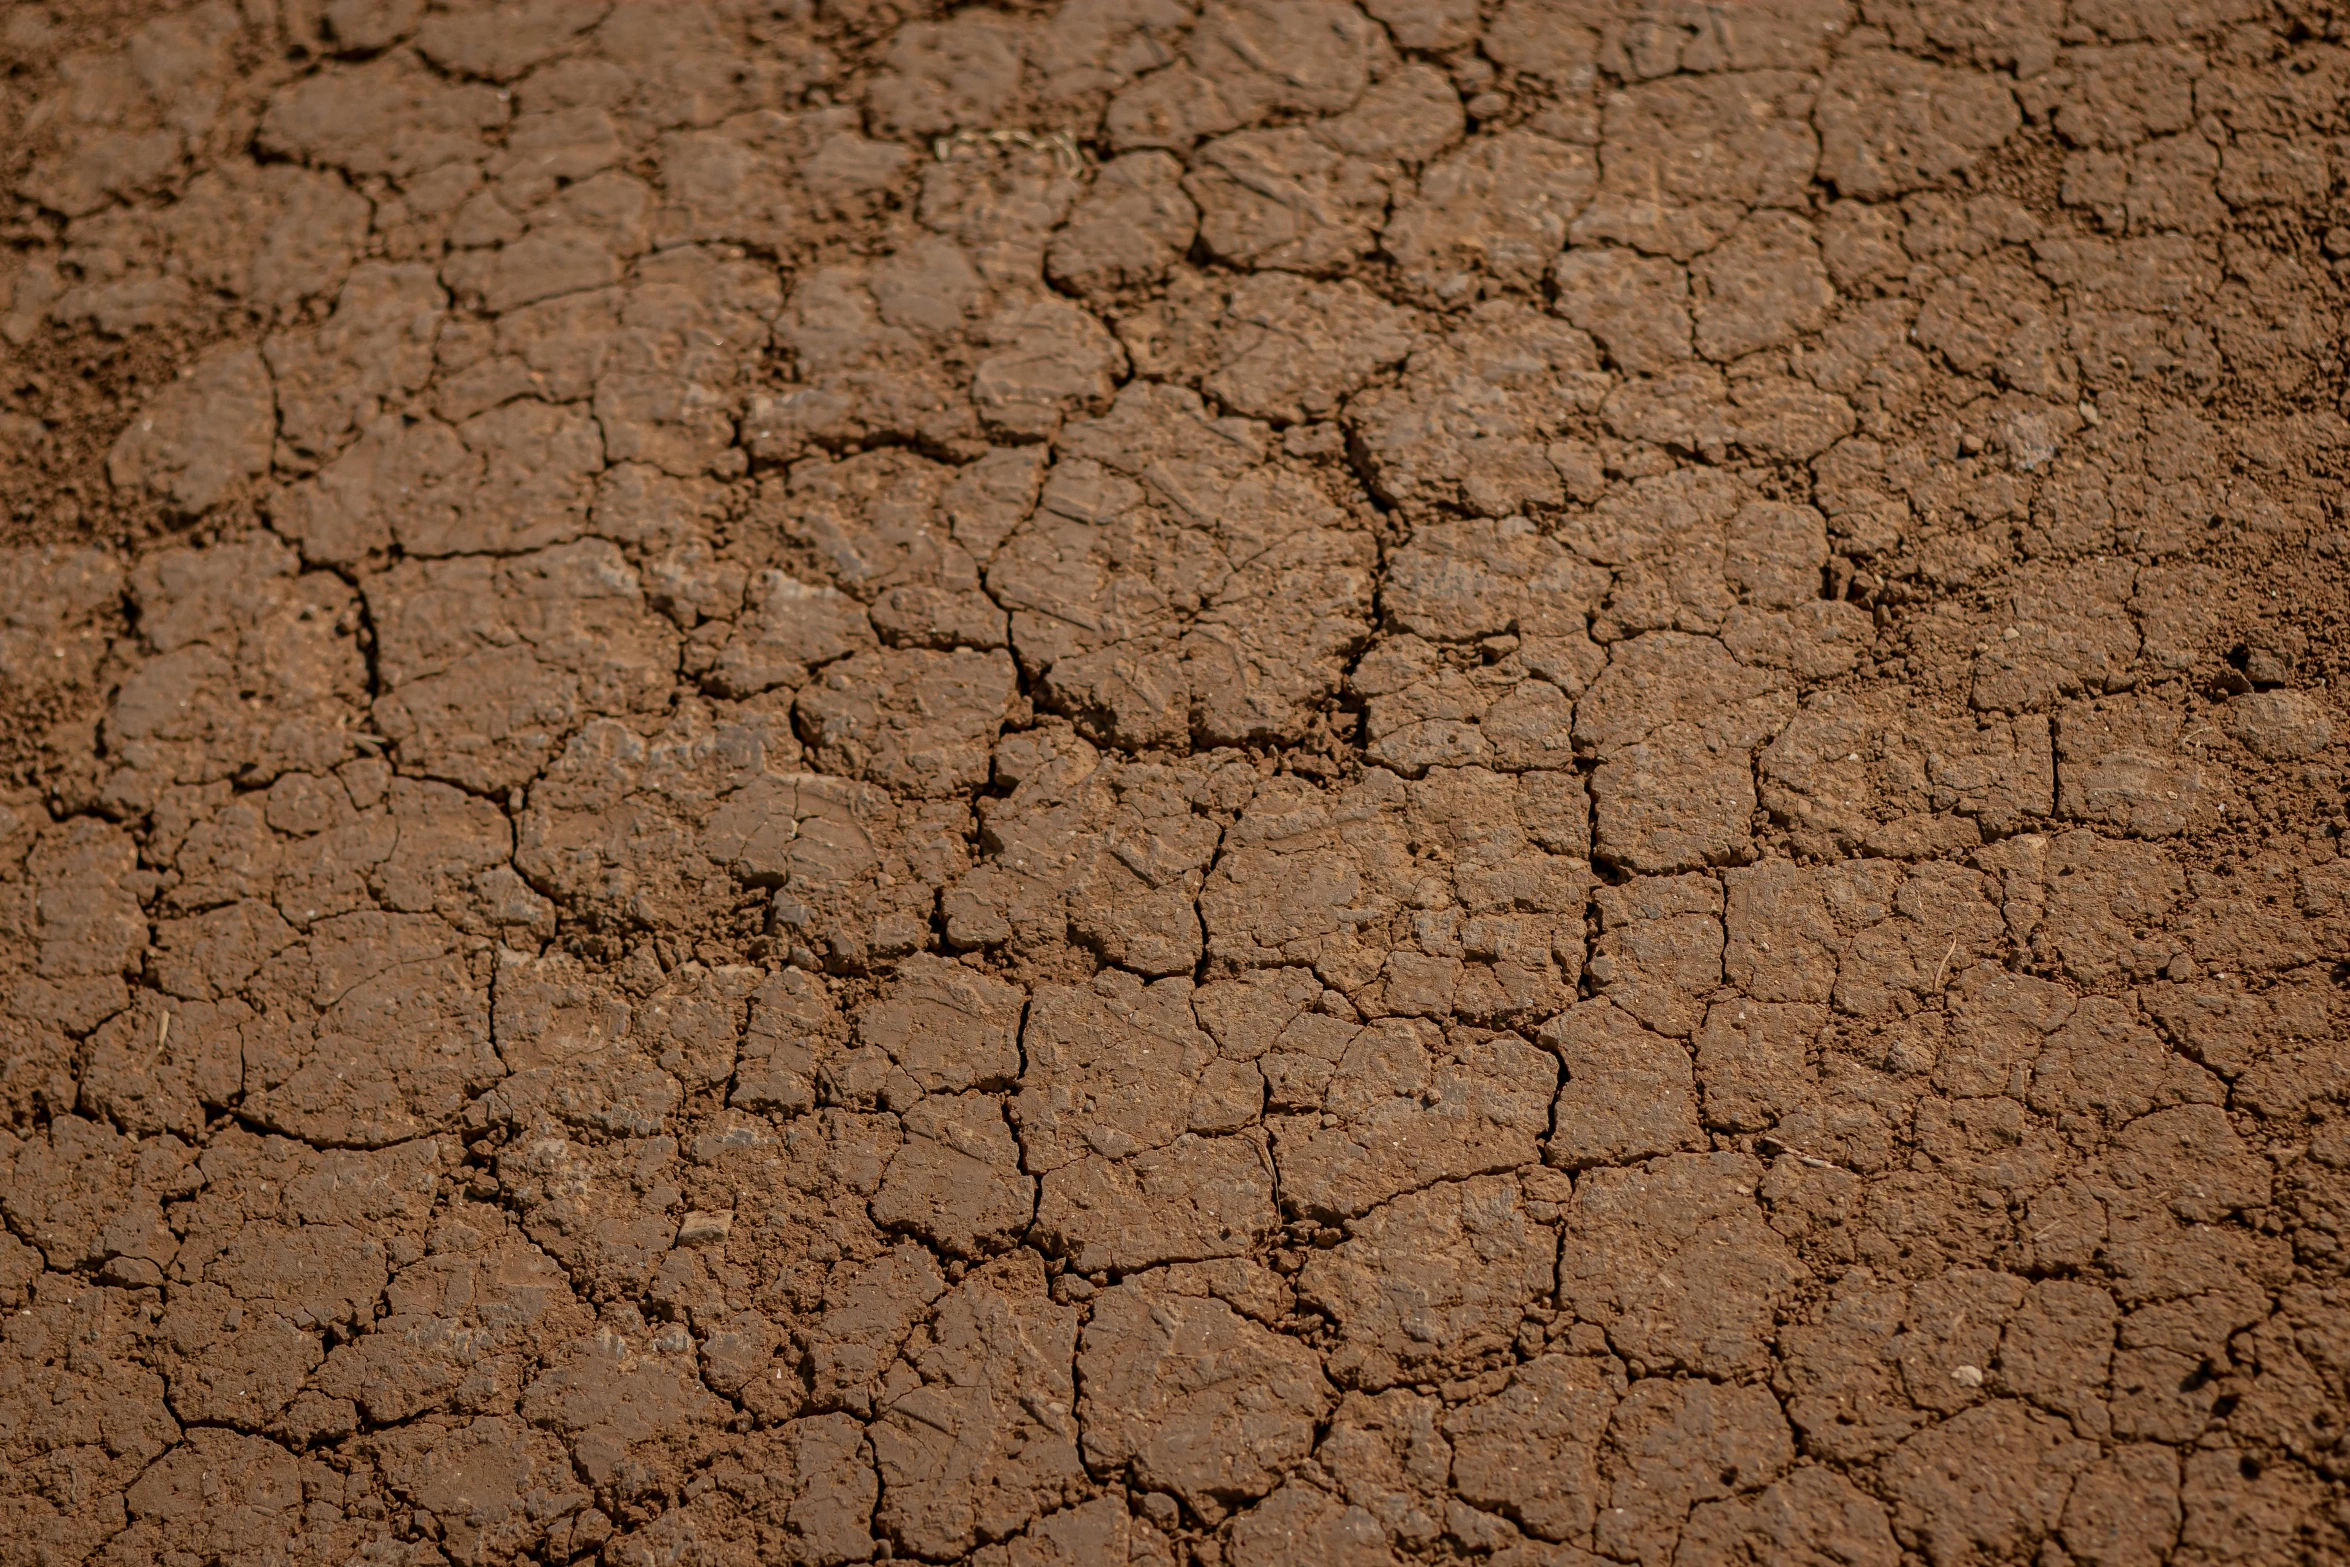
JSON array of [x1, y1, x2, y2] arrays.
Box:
[[3, 0, 2350, 1562]]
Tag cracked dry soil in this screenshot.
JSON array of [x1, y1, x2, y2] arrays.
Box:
[[6, 0, 2350, 1563]]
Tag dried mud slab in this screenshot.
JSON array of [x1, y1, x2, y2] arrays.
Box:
[[3, 0, 2350, 1562]]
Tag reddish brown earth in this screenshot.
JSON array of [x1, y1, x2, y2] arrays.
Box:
[[3, 0, 2350, 1562]]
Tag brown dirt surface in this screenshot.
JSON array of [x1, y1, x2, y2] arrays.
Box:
[[7, 0, 2350, 1562]]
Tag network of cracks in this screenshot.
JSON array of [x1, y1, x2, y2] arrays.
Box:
[[3, 0, 2350, 1563]]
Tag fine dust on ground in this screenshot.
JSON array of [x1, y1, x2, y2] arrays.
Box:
[[2, 0, 2349, 1562]]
